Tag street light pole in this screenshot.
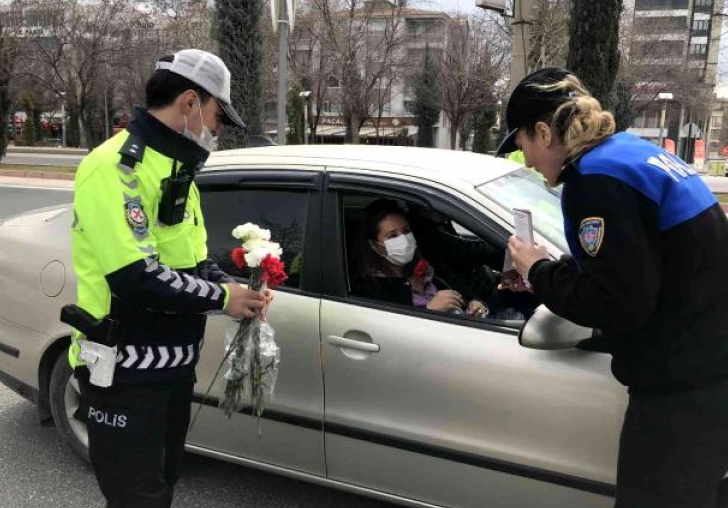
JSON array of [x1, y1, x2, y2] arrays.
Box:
[[303, 100, 308, 145], [104, 86, 110, 140], [299, 90, 311, 145], [657, 92, 673, 150], [60, 93, 66, 148]]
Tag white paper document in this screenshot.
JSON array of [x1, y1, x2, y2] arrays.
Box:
[[502, 208, 535, 285]]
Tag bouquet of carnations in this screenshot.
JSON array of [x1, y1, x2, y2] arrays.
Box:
[[193, 223, 287, 435]]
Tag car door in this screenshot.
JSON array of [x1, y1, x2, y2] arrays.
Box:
[[186, 167, 326, 476], [319, 172, 626, 508]]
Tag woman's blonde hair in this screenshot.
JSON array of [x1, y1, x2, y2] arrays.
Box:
[[532, 74, 616, 159]]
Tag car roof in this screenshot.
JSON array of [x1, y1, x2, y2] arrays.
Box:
[[205, 145, 519, 187]]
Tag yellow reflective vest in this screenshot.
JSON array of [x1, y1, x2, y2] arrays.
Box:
[[70, 108, 230, 383]]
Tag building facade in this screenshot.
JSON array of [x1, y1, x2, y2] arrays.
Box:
[[282, 1, 463, 148], [628, 0, 726, 162]]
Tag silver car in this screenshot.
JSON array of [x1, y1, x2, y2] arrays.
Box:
[[0, 145, 631, 508]]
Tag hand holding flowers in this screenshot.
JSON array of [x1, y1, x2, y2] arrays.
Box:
[[193, 223, 287, 435]]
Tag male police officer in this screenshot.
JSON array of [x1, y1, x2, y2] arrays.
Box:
[[69, 49, 265, 507]]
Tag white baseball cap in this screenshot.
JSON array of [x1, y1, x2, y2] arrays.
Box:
[[155, 49, 246, 129]]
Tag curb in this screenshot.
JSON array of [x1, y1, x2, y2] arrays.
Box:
[[6, 147, 89, 156], [0, 169, 75, 181]]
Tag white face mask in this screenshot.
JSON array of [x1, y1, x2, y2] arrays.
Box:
[[183, 98, 218, 152], [381, 233, 417, 266]]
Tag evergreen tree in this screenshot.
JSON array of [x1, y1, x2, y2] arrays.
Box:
[[22, 93, 35, 146], [412, 46, 439, 148], [566, 0, 622, 110], [287, 81, 304, 145], [471, 106, 496, 154], [613, 78, 636, 133], [215, 0, 264, 149]]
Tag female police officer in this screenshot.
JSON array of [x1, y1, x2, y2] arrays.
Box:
[[501, 67, 728, 508]]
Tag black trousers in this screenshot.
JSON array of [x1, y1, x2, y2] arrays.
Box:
[[78, 371, 195, 508], [615, 379, 728, 508]]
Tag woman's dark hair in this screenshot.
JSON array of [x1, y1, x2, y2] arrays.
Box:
[[145, 55, 213, 110], [353, 198, 410, 279]]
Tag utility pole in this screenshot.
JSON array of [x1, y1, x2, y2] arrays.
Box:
[[510, 0, 532, 93], [276, 0, 289, 145], [476, 0, 531, 94]]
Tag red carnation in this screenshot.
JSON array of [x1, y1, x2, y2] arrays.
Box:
[[260, 254, 288, 289], [414, 259, 431, 282], [231, 247, 247, 269]]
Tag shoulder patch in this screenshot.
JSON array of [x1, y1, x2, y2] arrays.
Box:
[[579, 217, 604, 257], [125, 199, 148, 236]]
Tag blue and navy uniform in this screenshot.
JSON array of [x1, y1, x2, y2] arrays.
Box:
[[529, 132, 728, 393]]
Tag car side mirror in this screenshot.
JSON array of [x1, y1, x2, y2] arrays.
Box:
[[518, 304, 593, 350]]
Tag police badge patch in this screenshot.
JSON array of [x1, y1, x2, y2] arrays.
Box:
[[579, 217, 604, 257], [125, 199, 148, 235]]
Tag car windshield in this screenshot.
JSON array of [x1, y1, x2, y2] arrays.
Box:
[[477, 168, 568, 253]]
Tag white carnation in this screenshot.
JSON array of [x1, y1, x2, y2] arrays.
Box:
[[242, 238, 272, 252], [267, 241, 283, 259], [232, 223, 271, 242], [244, 247, 270, 268], [243, 241, 283, 267]]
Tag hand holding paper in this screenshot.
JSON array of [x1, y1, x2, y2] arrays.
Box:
[[508, 236, 549, 278], [500, 208, 548, 292]]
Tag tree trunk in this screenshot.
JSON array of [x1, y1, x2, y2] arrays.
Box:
[[0, 94, 10, 157], [349, 115, 360, 145], [449, 122, 458, 150], [66, 105, 81, 148]]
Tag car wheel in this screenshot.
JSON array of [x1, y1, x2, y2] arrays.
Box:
[[49, 351, 89, 463]]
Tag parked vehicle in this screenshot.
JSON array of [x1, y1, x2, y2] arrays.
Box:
[[0, 145, 639, 508]]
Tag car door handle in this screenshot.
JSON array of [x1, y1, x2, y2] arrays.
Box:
[[326, 335, 380, 353]]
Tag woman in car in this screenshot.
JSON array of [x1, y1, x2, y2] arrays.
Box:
[[350, 199, 488, 318]]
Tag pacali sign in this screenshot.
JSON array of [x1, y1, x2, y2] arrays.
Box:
[[319, 116, 413, 128]]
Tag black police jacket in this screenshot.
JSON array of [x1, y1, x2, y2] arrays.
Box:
[[529, 133, 728, 393]]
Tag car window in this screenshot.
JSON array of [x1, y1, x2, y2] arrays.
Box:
[[477, 168, 567, 253], [340, 191, 537, 325], [201, 188, 308, 289]]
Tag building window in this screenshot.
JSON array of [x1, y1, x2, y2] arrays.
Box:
[[694, 0, 712, 7], [323, 102, 343, 115], [692, 19, 710, 32], [691, 43, 707, 56], [369, 19, 387, 34], [406, 19, 434, 37]]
